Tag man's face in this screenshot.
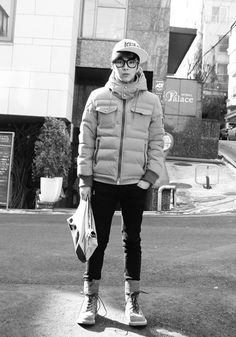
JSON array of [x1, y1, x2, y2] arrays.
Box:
[[112, 53, 139, 83]]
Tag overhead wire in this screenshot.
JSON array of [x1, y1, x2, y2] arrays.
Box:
[[187, 19, 236, 77]]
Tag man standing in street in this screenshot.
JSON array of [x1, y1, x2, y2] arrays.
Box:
[[77, 39, 164, 326]]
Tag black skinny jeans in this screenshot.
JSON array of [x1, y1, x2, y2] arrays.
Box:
[[83, 181, 147, 281]]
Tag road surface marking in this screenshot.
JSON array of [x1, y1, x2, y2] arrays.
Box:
[[156, 328, 188, 337]]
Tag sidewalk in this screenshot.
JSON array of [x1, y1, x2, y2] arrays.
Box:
[[165, 156, 236, 215], [1, 155, 236, 216]]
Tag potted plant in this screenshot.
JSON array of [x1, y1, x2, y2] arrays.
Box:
[[32, 117, 72, 204]]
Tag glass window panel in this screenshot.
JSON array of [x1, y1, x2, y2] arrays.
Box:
[[82, 0, 96, 37], [98, 0, 126, 8], [96, 7, 125, 39], [219, 7, 227, 23], [0, 4, 8, 37], [0, 0, 16, 41], [212, 6, 219, 22], [218, 35, 228, 52], [233, 86, 236, 97], [218, 64, 227, 75], [0, 12, 4, 36]]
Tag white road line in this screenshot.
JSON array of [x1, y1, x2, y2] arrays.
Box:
[[156, 328, 189, 337]]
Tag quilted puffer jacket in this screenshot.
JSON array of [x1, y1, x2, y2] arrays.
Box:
[[77, 69, 164, 187]]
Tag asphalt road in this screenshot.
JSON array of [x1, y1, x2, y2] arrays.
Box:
[[219, 140, 236, 163], [1, 213, 236, 337]]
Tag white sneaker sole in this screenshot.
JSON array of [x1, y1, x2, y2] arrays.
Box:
[[128, 321, 147, 327], [77, 319, 95, 325], [126, 316, 147, 326], [76, 314, 96, 325]]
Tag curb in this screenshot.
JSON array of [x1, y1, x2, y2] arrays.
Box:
[[0, 209, 235, 217], [218, 151, 236, 169], [167, 156, 224, 165]]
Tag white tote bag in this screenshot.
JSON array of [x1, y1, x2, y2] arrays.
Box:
[[67, 199, 98, 263]]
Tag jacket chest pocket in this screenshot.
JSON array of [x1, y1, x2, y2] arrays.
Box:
[[130, 106, 152, 132], [96, 105, 117, 129]]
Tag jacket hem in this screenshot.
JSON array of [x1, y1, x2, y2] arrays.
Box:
[[93, 177, 140, 185]]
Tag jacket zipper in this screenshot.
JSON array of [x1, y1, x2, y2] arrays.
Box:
[[143, 141, 147, 170], [94, 139, 100, 165], [117, 100, 126, 184]]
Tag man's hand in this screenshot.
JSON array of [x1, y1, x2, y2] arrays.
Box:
[[79, 186, 92, 200], [137, 180, 150, 190]]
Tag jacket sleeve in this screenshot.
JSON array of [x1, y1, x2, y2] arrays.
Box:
[[142, 95, 165, 185], [77, 93, 97, 187]]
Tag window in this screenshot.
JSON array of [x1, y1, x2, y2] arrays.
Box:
[[217, 63, 228, 87], [81, 0, 127, 40], [218, 35, 229, 53], [211, 6, 219, 22], [211, 6, 228, 23], [0, 0, 16, 42], [233, 86, 236, 97]]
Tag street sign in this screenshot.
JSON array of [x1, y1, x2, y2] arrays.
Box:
[[163, 132, 174, 153], [0, 132, 15, 209], [155, 80, 165, 93]]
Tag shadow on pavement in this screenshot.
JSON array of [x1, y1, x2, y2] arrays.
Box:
[[79, 315, 151, 336]]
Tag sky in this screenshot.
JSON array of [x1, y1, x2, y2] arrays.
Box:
[[170, 0, 203, 29]]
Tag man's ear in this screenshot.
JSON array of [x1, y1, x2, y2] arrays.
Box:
[[135, 65, 142, 77]]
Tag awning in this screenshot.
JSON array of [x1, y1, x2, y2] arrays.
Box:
[[167, 26, 197, 75], [225, 110, 236, 123]]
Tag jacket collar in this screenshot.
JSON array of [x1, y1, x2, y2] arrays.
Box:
[[105, 68, 147, 100]]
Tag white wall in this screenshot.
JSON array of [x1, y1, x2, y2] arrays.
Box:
[[0, 0, 80, 121]]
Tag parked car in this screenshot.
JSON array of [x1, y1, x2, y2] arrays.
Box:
[[219, 127, 228, 140], [228, 127, 236, 140]]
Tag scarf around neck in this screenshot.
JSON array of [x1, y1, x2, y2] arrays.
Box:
[[105, 68, 148, 100]]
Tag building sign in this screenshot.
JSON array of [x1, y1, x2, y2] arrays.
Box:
[[155, 80, 165, 93], [154, 80, 165, 105], [163, 132, 174, 153], [163, 77, 201, 117], [0, 132, 14, 208], [165, 90, 194, 104]]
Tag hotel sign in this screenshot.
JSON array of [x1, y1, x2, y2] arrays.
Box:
[[165, 90, 194, 104], [163, 78, 201, 117]]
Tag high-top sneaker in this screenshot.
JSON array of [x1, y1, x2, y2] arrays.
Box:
[[125, 280, 147, 326], [77, 280, 99, 325]]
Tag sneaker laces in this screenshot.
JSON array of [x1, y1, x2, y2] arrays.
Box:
[[127, 291, 148, 314], [82, 293, 107, 317], [84, 294, 97, 312], [96, 295, 107, 317]]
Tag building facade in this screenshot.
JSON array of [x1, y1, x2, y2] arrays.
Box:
[[226, 22, 236, 124], [72, 0, 171, 128], [202, 0, 236, 95], [175, 0, 236, 97], [0, 0, 79, 122], [0, 0, 172, 208]]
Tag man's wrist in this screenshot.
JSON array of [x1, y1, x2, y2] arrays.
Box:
[[137, 180, 150, 189]]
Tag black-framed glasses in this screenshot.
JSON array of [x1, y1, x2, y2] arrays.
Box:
[[114, 59, 138, 68]]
